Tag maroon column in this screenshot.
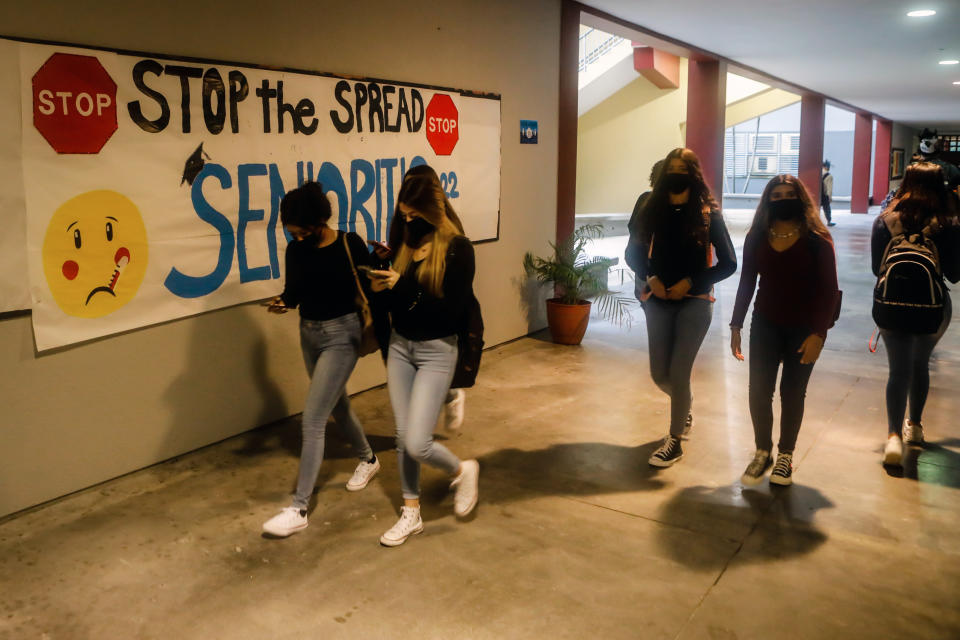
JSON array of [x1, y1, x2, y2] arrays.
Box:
[[798, 94, 825, 205], [872, 118, 893, 205], [556, 0, 580, 245], [685, 58, 727, 207], [851, 112, 872, 213]]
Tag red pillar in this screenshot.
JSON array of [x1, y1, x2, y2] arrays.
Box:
[[685, 58, 727, 207], [798, 94, 825, 205], [556, 0, 580, 245], [872, 119, 893, 205], [851, 112, 872, 213]]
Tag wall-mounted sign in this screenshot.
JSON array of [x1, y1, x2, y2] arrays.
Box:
[[520, 120, 538, 144]]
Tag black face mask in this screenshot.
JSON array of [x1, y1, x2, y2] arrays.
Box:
[[404, 216, 435, 247], [663, 172, 691, 194], [769, 198, 805, 221]]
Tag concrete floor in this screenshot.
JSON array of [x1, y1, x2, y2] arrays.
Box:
[[2, 211, 959, 639]]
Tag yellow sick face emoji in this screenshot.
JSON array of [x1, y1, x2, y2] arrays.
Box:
[[42, 190, 148, 318]]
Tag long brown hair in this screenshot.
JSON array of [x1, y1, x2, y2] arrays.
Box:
[[751, 174, 831, 241], [884, 162, 954, 231], [637, 148, 717, 246], [391, 165, 465, 297]]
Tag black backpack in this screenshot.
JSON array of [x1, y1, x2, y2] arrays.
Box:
[[872, 217, 944, 334]]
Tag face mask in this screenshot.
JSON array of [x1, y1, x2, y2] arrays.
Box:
[[663, 172, 691, 194], [404, 216, 435, 247], [769, 198, 805, 221]]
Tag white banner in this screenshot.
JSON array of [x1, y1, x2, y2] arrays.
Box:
[[9, 39, 500, 350]]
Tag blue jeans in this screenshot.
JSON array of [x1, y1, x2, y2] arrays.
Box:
[[387, 332, 461, 500], [293, 313, 373, 510], [748, 312, 815, 453], [880, 294, 952, 436], [641, 297, 713, 437]]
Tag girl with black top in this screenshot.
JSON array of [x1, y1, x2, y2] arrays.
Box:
[[261, 182, 382, 538], [730, 175, 839, 486], [368, 166, 480, 546], [634, 148, 737, 468], [872, 162, 960, 467]]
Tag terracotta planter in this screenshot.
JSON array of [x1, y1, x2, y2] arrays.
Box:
[[545, 298, 591, 345]]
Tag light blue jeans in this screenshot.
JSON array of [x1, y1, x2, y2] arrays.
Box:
[[641, 297, 714, 437], [293, 313, 373, 510], [387, 332, 461, 500]]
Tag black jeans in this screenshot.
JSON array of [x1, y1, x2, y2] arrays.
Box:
[[748, 311, 816, 453], [821, 195, 832, 223], [880, 294, 952, 436]]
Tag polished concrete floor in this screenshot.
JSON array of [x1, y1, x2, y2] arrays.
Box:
[[2, 211, 959, 639]]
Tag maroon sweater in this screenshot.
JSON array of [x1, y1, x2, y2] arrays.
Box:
[[730, 230, 839, 337]]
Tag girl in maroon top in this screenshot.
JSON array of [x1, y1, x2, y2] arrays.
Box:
[[730, 174, 839, 486]]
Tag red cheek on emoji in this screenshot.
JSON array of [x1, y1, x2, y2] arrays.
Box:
[[114, 247, 130, 265], [62, 260, 79, 280]]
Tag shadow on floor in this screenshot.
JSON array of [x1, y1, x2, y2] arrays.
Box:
[[885, 440, 960, 489], [231, 417, 395, 460], [656, 483, 833, 572]]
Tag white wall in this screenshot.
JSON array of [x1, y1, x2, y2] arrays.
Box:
[[890, 122, 920, 193], [0, 0, 560, 517]]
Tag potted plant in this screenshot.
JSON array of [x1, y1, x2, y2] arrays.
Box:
[[523, 224, 633, 345]]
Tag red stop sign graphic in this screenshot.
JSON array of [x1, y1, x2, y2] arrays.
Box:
[[425, 94, 459, 156], [32, 53, 118, 154]]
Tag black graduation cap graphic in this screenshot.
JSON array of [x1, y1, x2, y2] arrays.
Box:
[[181, 143, 211, 186]]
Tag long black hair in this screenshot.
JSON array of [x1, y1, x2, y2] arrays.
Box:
[[637, 148, 717, 246]]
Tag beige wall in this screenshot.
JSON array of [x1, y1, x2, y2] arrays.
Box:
[[576, 63, 688, 215], [890, 122, 919, 193], [0, 0, 560, 517]]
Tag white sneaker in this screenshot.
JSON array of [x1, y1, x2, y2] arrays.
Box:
[[443, 389, 466, 432], [346, 456, 381, 491], [262, 506, 308, 537], [883, 434, 903, 467], [451, 459, 480, 517], [379, 506, 423, 547], [903, 420, 924, 445]]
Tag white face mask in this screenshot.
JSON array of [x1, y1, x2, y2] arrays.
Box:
[[920, 138, 938, 154]]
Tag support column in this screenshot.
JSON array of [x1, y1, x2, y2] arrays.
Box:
[[851, 112, 872, 213], [798, 94, 825, 205], [556, 0, 580, 245], [872, 119, 893, 205], [685, 58, 727, 207]]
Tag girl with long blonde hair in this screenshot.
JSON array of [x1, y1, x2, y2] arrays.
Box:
[[368, 165, 479, 546]]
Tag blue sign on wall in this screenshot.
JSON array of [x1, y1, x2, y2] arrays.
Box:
[[520, 120, 538, 144]]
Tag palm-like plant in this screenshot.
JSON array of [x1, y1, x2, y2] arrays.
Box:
[[523, 224, 634, 327]]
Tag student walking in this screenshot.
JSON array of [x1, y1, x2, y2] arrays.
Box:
[[730, 175, 839, 486], [368, 166, 480, 546], [632, 148, 737, 467], [821, 161, 835, 226], [872, 162, 960, 466], [261, 182, 383, 538]]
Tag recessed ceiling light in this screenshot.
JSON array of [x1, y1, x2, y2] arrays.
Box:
[[954, 81, 960, 85], [907, 9, 936, 17], [940, 60, 960, 65]]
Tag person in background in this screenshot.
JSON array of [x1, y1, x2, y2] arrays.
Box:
[[632, 148, 737, 468], [731, 175, 839, 486], [821, 160, 835, 227], [261, 182, 382, 538], [368, 166, 480, 546], [872, 162, 960, 467]]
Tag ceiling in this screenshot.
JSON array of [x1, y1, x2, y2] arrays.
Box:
[[581, 0, 960, 130]]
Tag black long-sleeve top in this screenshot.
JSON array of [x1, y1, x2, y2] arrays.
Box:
[[871, 213, 960, 283], [731, 230, 839, 337], [633, 209, 737, 296], [280, 231, 373, 321], [387, 235, 475, 341]]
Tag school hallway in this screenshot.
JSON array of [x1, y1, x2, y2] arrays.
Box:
[[2, 211, 959, 639]]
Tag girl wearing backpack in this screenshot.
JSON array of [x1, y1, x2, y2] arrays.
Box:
[[367, 166, 480, 546], [633, 148, 737, 468], [872, 162, 960, 467], [730, 175, 839, 486]]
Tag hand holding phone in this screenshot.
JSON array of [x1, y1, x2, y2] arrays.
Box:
[[368, 239, 392, 260]]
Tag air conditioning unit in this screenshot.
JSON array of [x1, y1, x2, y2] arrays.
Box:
[[753, 155, 778, 173]]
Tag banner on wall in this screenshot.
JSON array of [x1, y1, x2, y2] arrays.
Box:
[[4, 38, 501, 350]]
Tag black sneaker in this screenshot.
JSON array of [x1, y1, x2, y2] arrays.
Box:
[[741, 449, 772, 486], [649, 436, 683, 468], [769, 452, 793, 486]]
